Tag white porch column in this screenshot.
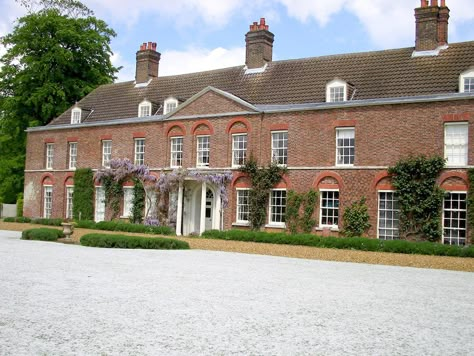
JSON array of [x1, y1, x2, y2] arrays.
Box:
[[216, 190, 222, 230], [199, 181, 207, 235], [176, 182, 183, 236]]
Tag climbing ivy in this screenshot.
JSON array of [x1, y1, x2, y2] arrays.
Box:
[[286, 189, 318, 234], [239, 157, 287, 230], [342, 196, 371, 237], [388, 155, 445, 242], [130, 178, 145, 224], [467, 169, 474, 242], [102, 176, 123, 220], [72, 168, 94, 220]]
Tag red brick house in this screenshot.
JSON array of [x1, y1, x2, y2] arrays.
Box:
[[24, 1, 474, 244]]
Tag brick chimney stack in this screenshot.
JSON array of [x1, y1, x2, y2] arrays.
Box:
[[415, 0, 450, 51], [245, 18, 274, 69], [135, 42, 160, 84]]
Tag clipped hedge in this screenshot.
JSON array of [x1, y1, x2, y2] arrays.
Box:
[[202, 230, 474, 258], [21, 228, 64, 241], [30, 218, 63, 226], [75, 220, 174, 236], [80, 233, 189, 250], [3, 216, 32, 223]]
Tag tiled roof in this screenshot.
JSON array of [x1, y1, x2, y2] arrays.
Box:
[[49, 41, 474, 126]]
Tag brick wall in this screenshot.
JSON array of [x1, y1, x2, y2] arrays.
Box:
[[24, 97, 474, 241]]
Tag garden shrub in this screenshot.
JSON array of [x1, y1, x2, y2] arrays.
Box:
[[16, 193, 24, 217], [202, 230, 474, 258], [21, 228, 63, 241], [342, 197, 371, 237], [72, 168, 95, 221], [75, 220, 174, 235], [3, 216, 31, 223], [31, 218, 63, 226], [80, 233, 189, 250]]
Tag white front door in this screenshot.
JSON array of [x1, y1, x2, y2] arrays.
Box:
[[205, 189, 213, 230], [95, 187, 105, 222]]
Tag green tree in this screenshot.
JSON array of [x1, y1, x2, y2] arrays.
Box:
[[0, 1, 119, 203], [72, 168, 94, 220]]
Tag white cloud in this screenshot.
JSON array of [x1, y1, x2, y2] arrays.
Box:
[[113, 46, 245, 81], [275, 0, 346, 26], [85, 0, 246, 28], [160, 46, 245, 76]]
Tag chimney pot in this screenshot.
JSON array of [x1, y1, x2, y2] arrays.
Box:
[[136, 41, 161, 83], [245, 18, 274, 69], [415, 0, 449, 51], [441, 0, 446, 6], [431, 0, 438, 6]]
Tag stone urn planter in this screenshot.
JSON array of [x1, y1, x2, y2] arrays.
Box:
[[61, 222, 74, 240]]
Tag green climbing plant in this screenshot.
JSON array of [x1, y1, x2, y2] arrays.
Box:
[[286, 189, 318, 234], [72, 168, 94, 220], [102, 176, 123, 220], [239, 156, 287, 230], [388, 155, 445, 242], [130, 178, 145, 224], [342, 196, 371, 237]]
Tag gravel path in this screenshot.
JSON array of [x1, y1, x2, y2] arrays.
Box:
[[1, 222, 474, 272], [1, 231, 473, 355]]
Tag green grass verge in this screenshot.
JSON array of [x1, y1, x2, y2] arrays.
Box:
[[80, 233, 189, 250], [21, 228, 64, 241], [202, 230, 474, 258]]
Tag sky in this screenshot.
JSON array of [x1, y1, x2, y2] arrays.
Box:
[[1, 0, 473, 82]]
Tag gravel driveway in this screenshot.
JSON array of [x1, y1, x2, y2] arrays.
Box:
[[0, 230, 473, 355]]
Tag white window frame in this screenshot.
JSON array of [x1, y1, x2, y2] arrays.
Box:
[[43, 185, 53, 218], [459, 69, 474, 93], [66, 186, 74, 219], [71, 108, 81, 124], [271, 131, 288, 166], [164, 97, 178, 115], [319, 189, 339, 228], [442, 191, 468, 246], [196, 135, 210, 168], [134, 138, 145, 165], [232, 133, 247, 168], [170, 136, 183, 168], [326, 79, 347, 103], [336, 127, 355, 166], [46, 143, 54, 170], [122, 187, 134, 218], [138, 100, 152, 117], [236, 188, 250, 224], [68, 142, 77, 170], [268, 189, 287, 227], [377, 191, 400, 240], [444, 122, 468, 167], [102, 140, 112, 168]]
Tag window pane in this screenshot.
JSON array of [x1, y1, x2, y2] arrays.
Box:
[[320, 191, 339, 227], [378, 191, 400, 240], [443, 192, 467, 246], [232, 134, 247, 167], [445, 123, 468, 166], [336, 128, 355, 165], [270, 190, 286, 224], [271, 131, 288, 165]]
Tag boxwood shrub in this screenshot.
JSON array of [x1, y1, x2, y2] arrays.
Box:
[[75, 220, 174, 236], [31, 218, 63, 226], [3, 216, 31, 223], [202, 230, 474, 258], [80, 233, 189, 250], [21, 228, 64, 241]]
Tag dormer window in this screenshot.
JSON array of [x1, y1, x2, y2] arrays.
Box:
[[138, 100, 152, 117], [164, 97, 178, 115], [326, 79, 348, 103], [460, 69, 474, 93], [71, 108, 81, 124]]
